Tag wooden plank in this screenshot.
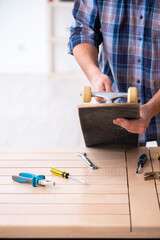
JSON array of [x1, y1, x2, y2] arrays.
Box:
[[0, 153, 79, 160], [0, 175, 127, 185], [77, 151, 125, 160], [0, 147, 130, 238], [0, 203, 129, 215], [156, 185, 160, 193], [148, 147, 160, 209], [0, 167, 126, 177], [149, 147, 160, 172], [0, 184, 128, 194], [79, 103, 137, 108], [0, 159, 126, 168], [0, 215, 130, 238], [4, 175, 127, 185], [0, 225, 159, 239], [156, 180, 160, 185], [78, 103, 139, 147], [0, 150, 125, 160], [0, 214, 130, 229], [0, 146, 125, 154], [0, 194, 128, 204], [126, 147, 160, 234]]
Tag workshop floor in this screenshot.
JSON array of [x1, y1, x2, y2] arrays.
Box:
[[0, 74, 157, 148]]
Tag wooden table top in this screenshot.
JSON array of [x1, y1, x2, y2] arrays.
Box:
[[0, 146, 160, 238]]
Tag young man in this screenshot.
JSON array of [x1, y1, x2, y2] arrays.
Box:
[[68, 0, 160, 145]]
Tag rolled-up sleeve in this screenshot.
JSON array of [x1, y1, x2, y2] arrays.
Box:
[[68, 0, 102, 54]]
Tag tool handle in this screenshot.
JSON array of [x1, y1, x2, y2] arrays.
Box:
[[12, 175, 33, 184], [20, 173, 45, 180], [138, 154, 147, 166], [84, 156, 92, 166], [20, 173, 37, 178], [50, 168, 69, 179], [136, 154, 147, 173]]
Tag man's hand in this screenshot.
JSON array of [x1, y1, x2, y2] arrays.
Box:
[[73, 43, 112, 102], [91, 73, 112, 102], [113, 104, 153, 134]]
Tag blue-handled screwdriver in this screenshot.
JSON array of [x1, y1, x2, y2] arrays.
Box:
[[136, 154, 147, 173]]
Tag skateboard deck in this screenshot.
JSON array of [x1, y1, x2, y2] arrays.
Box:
[[78, 103, 139, 147]]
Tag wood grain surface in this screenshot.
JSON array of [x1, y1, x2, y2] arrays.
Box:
[[0, 147, 160, 238], [78, 103, 139, 147]]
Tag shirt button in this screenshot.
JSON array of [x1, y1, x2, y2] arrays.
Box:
[[137, 79, 140, 84], [138, 59, 141, 63], [139, 37, 142, 41], [138, 99, 141, 103], [140, 15, 143, 20]]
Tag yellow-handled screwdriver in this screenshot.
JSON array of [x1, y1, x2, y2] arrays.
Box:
[[50, 168, 86, 184]]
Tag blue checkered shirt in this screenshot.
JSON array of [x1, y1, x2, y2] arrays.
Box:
[[69, 0, 160, 143]]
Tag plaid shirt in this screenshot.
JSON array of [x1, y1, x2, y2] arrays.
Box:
[[69, 0, 160, 143]]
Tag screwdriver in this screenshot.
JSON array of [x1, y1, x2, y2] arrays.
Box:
[[157, 152, 160, 169], [50, 168, 86, 184], [136, 154, 147, 173]]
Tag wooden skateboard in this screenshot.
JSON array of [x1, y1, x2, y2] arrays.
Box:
[[78, 87, 139, 147]]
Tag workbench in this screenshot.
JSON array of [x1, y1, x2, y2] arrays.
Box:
[[0, 147, 160, 238]]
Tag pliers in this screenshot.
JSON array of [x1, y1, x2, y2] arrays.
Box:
[[12, 173, 55, 187], [144, 171, 160, 181]]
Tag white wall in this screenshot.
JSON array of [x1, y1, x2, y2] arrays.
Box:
[[0, 0, 48, 74]]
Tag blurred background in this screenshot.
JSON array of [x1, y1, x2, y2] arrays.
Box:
[[0, 0, 156, 148], [0, 0, 88, 147]]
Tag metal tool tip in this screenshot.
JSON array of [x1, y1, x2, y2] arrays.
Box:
[[94, 166, 98, 169], [80, 180, 86, 184]]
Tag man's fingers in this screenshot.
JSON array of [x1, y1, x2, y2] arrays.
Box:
[[104, 77, 113, 92], [93, 81, 112, 102], [95, 97, 106, 103], [113, 118, 146, 134], [113, 118, 138, 133], [113, 118, 136, 131]]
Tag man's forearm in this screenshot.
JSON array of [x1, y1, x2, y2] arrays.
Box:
[[73, 43, 112, 96], [72, 43, 102, 83]]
